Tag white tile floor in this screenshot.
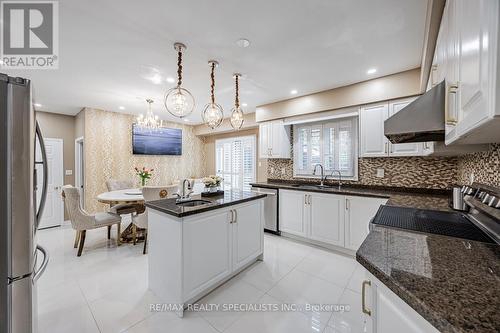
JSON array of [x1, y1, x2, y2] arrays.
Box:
[[37, 222, 368, 333]]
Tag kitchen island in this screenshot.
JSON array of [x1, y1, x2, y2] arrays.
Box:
[[145, 191, 267, 317]]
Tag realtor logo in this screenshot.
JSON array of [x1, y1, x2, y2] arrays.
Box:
[[1, 1, 59, 69]]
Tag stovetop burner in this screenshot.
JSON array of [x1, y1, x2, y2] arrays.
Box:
[[372, 205, 495, 244]]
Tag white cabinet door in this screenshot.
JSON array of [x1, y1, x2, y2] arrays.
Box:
[[259, 123, 271, 158], [359, 103, 389, 157], [183, 210, 232, 298], [279, 190, 307, 237], [387, 99, 424, 157], [271, 120, 291, 158], [364, 271, 440, 333], [309, 192, 345, 247], [455, 0, 494, 137], [232, 201, 263, 271], [344, 196, 386, 251]]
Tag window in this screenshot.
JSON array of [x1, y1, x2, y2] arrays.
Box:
[[215, 135, 256, 191], [294, 117, 358, 179]]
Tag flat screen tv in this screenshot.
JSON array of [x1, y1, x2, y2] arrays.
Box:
[[132, 124, 182, 155]]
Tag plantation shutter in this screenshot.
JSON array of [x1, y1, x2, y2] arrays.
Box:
[[216, 136, 256, 191]]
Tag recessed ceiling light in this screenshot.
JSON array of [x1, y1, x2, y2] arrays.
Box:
[[34, 103, 42, 108], [166, 77, 175, 83], [242, 102, 248, 107], [183, 118, 190, 122], [236, 38, 250, 48], [150, 74, 162, 84], [290, 89, 298, 95], [118, 106, 125, 110], [367, 68, 377, 74]]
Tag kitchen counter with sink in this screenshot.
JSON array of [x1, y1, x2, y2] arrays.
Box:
[[146, 190, 266, 317], [145, 190, 267, 217]]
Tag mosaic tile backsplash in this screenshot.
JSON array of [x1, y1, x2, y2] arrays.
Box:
[[267, 157, 458, 189], [457, 143, 500, 186], [268, 143, 500, 189]]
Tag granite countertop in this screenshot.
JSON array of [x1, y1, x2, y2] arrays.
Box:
[[357, 226, 500, 333], [250, 181, 452, 211], [145, 190, 267, 218]]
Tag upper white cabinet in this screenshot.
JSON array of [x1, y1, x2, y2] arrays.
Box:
[[436, 0, 500, 144], [258, 120, 291, 159], [359, 103, 390, 157], [359, 99, 428, 157]]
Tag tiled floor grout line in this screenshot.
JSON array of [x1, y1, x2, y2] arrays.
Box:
[[76, 280, 103, 333]]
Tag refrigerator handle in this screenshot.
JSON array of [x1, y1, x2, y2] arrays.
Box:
[[34, 245, 49, 281], [35, 121, 48, 229]]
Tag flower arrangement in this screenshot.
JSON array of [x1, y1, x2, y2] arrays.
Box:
[[202, 175, 223, 189], [135, 167, 153, 186]]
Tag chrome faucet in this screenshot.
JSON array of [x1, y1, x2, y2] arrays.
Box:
[[326, 170, 342, 190], [313, 164, 325, 186], [176, 179, 194, 202]]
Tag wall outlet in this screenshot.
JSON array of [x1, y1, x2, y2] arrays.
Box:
[[376, 168, 385, 178], [258, 161, 262, 167], [270, 167, 275, 174], [65, 169, 73, 176]]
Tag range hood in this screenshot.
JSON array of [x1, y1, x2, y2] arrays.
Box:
[[384, 80, 445, 143]]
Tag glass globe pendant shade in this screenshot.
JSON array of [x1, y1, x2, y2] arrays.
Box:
[[164, 86, 195, 118], [230, 106, 244, 130], [202, 103, 224, 129]]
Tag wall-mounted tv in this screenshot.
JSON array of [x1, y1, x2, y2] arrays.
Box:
[[132, 124, 182, 155]]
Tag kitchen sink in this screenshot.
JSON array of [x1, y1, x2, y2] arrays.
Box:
[[176, 199, 211, 207]]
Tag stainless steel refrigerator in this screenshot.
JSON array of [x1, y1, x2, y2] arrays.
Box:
[[1, 74, 49, 333]]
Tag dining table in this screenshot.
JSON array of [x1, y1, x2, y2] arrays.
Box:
[[97, 188, 146, 243]]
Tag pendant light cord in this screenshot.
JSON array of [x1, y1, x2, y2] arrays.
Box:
[[235, 74, 240, 109], [177, 48, 183, 87], [210, 62, 215, 105]]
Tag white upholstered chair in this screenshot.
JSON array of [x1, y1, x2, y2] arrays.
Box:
[[62, 185, 122, 256], [132, 185, 178, 254], [106, 179, 134, 191]]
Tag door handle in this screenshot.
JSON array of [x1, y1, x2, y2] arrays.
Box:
[[308, 195, 312, 205], [34, 245, 49, 282], [345, 198, 349, 210], [362, 280, 372, 316], [229, 210, 234, 223], [35, 122, 48, 229], [234, 209, 237, 223], [304, 195, 307, 205], [384, 142, 388, 154], [445, 83, 459, 125]]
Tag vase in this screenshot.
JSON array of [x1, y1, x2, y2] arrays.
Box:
[[141, 178, 147, 187]]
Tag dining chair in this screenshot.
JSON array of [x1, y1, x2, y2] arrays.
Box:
[[106, 179, 135, 191], [132, 185, 178, 254], [62, 185, 122, 256]]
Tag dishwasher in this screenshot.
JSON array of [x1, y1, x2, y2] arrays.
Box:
[[251, 186, 279, 234]]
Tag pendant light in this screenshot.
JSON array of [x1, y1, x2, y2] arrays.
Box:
[[137, 99, 160, 130], [230, 73, 244, 130], [202, 60, 224, 129], [164, 42, 195, 118]]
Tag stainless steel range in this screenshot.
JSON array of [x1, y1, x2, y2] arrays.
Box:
[[371, 183, 500, 245]]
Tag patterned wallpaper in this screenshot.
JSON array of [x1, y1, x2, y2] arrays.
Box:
[[267, 156, 458, 189], [83, 108, 206, 213], [457, 143, 500, 186]]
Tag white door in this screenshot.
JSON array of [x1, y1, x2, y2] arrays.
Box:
[[345, 196, 386, 251], [36, 138, 64, 229], [359, 103, 389, 157], [279, 190, 307, 237], [309, 192, 345, 247], [388, 99, 423, 156], [232, 201, 263, 271]]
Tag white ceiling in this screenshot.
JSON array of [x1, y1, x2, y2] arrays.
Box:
[[3, 0, 428, 124]]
